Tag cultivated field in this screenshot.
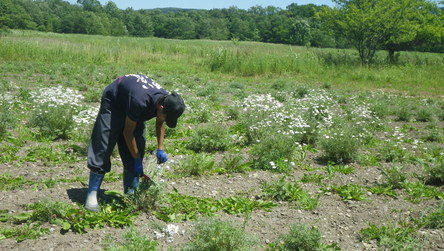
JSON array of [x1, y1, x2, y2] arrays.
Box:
[[0, 30, 443, 250]]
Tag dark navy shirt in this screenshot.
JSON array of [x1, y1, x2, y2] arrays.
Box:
[[115, 74, 168, 122]]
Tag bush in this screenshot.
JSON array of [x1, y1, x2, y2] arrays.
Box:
[[127, 180, 163, 212], [103, 226, 157, 251], [251, 133, 297, 172], [381, 166, 407, 189], [29, 103, 75, 139], [262, 177, 319, 210], [416, 106, 435, 122], [173, 153, 215, 177], [317, 127, 362, 164], [427, 157, 444, 185], [187, 125, 231, 153], [0, 99, 15, 139], [183, 218, 255, 251], [272, 223, 322, 251]]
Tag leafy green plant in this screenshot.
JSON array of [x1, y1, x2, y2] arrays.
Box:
[[153, 192, 276, 222], [251, 133, 297, 172], [415, 201, 444, 229], [333, 184, 368, 201], [317, 127, 362, 164], [19, 200, 137, 233], [187, 124, 231, 153], [0, 97, 16, 139], [381, 166, 407, 189], [183, 218, 255, 251], [103, 226, 158, 251], [0, 173, 33, 190], [367, 185, 397, 198], [426, 156, 444, 184], [300, 173, 327, 184], [269, 223, 322, 251], [172, 153, 215, 177], [262, 177, 319, 210], [0, 223, 49, 242], [29, 103, 76, 139], [326, 162, 355, 175], [396, 105, 413, 122], [415, 106, 435, 122], [359, 223, 419, 250], [402, 182, 443, 203], [23, 144, 79, 165], [214, 153, 251, 174]]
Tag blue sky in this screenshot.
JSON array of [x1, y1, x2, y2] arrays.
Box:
[[67, 0, 334, 10]]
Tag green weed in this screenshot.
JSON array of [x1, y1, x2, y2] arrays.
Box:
[[326, 162, 355, 175], [0, 223, 49, 242], [214, 153, 251, 174], [153, 192, 276, 222], [415, 201, 444, 229], [269, 223, 322, 251], [29, 103, 76, 140], [183, 218, 255, 251], [300, 173, 327, 184], [360, 223, 419, 250], [103, 226, 158, 251], [426, 156, 444, 184], [317, 126, 362, 164], [367, 185, 398, 198], [172, 153, 215, 177], [262, 177, 319, 210], [333, 184, 368, 201], [187, 124, 231, 153], [18, 200, 138, 233], [381, 166, 407, 189], [251, 133, 297, 172], [402, 182, 443, 203]]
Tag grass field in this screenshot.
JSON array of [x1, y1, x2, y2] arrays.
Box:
[[0, 30, 443, 250]]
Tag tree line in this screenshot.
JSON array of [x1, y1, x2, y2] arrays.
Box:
[[1, 0, 443, 63]]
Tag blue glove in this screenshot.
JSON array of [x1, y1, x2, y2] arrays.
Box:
[[156, 149, 168, 164], [133, 157, 143, 175]]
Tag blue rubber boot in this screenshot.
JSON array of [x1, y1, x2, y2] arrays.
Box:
[[123, 170, 139, 194], [85, 171, 104, 212]]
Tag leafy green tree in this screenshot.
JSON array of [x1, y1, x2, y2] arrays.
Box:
[[319, 0, 443, 64]]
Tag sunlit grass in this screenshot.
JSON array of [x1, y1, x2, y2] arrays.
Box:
[[1, 30, 442, 96]]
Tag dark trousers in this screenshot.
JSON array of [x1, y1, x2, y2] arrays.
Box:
[[87, 80, 146, 175]]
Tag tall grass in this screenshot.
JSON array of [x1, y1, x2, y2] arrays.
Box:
[[0, 30, 443, 95]]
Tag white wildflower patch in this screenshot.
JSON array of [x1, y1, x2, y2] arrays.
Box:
[[30, 85, 84, 108], [30, 85, 99, 129]]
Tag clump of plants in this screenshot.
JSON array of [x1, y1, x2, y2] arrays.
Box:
[[172, 153, 215, 177], [360, 223, 419, 250], [268, 223, 323, 251], [183, 218, 255, 251], [332, 184, 368, 201], [103, 226, 158, 251], [29, 103, 76, 139], [186, 124, 231, 153], [262, 177, 319, 210], [251, 133, 298, 172], [317, 126, 362, 164], [426, 156, 444, 184], [0, 98, 15, 139]]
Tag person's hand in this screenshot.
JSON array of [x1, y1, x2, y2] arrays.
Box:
[[133, 157, 143, 175], [156, 149, 168, 164]]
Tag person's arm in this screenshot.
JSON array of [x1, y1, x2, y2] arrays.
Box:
[[123, 116, 140, 158], [156, 116, 165, 150]]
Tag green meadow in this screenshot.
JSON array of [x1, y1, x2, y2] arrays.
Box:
[[0, 30, 443, 250], [1, 30, 443, 96]]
